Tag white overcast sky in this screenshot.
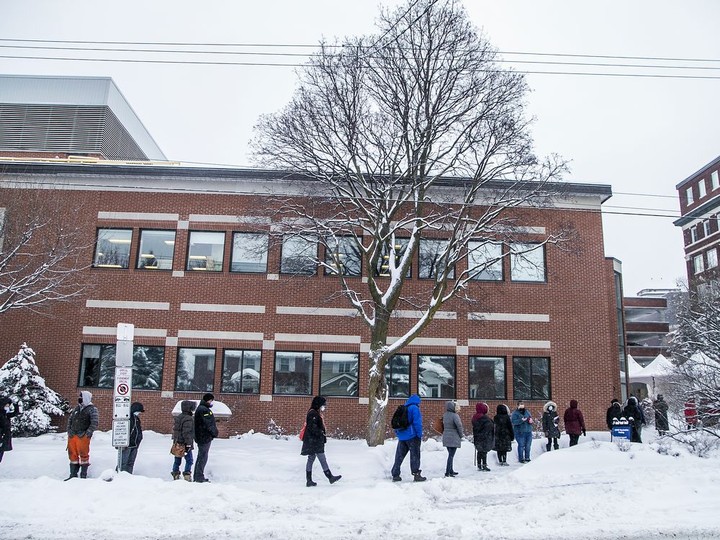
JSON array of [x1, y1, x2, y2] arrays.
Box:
[[2, 0, 719, 295]]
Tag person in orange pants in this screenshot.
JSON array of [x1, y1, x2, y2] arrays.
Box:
[[65, 390, 99, 480]]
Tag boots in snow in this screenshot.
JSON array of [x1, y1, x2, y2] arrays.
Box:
[[79, 464, 89, 479], [546, 443, 552, 451], [413, 471, 427, 482], [183, 472, 192, 482], [171, 471, 181, 480], [306, 471, 317, 487], [324, 470, 342, 484], [554, 442, 560, 450], [64, 463, 80, 481]]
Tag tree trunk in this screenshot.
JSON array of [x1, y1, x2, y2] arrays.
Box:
[[366, 368, 389, 446]]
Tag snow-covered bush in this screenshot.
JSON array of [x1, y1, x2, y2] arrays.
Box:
[[267, 419, 288, 440], [0, 343, 68, 436], [665, 429, 720, 458]]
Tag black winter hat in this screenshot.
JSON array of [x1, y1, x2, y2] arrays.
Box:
[[311, 396, 327, 410], [202, 393, 215, 402]]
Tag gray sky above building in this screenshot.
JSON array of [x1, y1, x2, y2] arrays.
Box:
[[1, 0, 718, 294]]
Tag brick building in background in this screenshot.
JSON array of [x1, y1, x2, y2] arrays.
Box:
[[0, 75, 624, 437]]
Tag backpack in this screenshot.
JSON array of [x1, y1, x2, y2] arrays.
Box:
[[391, 404, 410, 429]]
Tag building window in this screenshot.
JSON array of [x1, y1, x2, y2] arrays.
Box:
[[320, 352, 359, 397], [686, 186, 694, 205], [468, 240, 503, 281], [418, 355, 455, 398], [187, 231, 225, 271], [93, 228, 132, 268], [708, 248, 718, 269], [137, 229, 175, 270], [468, 356, 506, 399], [698, 179, 707, 199], [712, 171, 720, 191], [385, 354, 410, 398], [693, 253, 705, 274], [175, 348, 215, 392], [325, 236, 362, 276], [512, 356, 550, 400], [375, 238, 410, 277], [273, 351, 313, 395], [280, 236, 317, 275], [231, 232, 268, 273], [79, 344, 164, 389], [510, 243, 546, 282], [221, 349, 261, 393], [704, 220, 712, 237], [690, 226, 698, 243], [418, 239, 454, 279]]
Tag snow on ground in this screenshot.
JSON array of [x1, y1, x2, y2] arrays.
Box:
[[1, 429, 719, 540]]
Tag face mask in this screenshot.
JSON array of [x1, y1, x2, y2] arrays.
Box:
[[78, 397, 84, 405], [207, 402, 213, 408], [3, 406, 9, 413], [320, 405, 326, 412], [519, 406, 525, 410], [134, 411, 141, 416]]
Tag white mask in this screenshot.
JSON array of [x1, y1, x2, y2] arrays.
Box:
[[320, 405, 326, 412]]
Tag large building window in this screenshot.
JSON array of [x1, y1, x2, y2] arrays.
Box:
[[712, 170, 720, 191], [137, 229, 175, 270], [273, 351, 313, 395], [175, 348, 215, 392], [468, 241, 503, 281], [418, 354, 455, 398], [510, 243, 546, 282], [280, 236, 317, 275], [512, 356, 550, 400], [79, 344, 164, 389], [375, 238, 410, 277], [187, 231, 225, 271], [385, 354, 410, 398], [469, 356, 506, 399], [708, 248, 718, 269], [221, 349, 261, 393], [686, 186, 694, 205], [694, 253, 705, 274], [699, 179, 707, 199], [231, 232, 268, 273], [419, 239, 454, 279], [320, 352, 358, 397], [93, 228, 132, 268], [325, 236, 362, 276]]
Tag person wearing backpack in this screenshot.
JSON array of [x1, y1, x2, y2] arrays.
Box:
[[390, 393, 426, 482]]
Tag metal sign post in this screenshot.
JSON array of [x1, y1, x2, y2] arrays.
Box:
[[112, 323, 134, 473]]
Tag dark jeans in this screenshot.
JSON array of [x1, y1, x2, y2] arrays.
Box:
[[194, 441, 212, 481], [445, 446, 457, 475], [305, 452, 329, 472], [546, 436, 559, 450], [120, 446, 139, 473], [569, 433, 580, 447], [516, 431, 532, 461], [496, 451, 507, 463], [476, 450, 487, 467], [173, 450, 194, 474], [391, 436, 421, 477]]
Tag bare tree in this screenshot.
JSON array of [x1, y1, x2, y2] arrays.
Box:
[[252, 0, 568, 446], [0, 191, 92, 315]]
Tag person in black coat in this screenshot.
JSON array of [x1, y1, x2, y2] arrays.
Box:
[[301, 396, 341, 487], [0, 397, 19, 463], [653, 395, 669, 436], [493, 404, 514, 466], [606, 399, 623, 430], [193, 393, 219, 483], [120, 402, 144, 474], [472, 402, 494, 471], [623, 396, 645, 443]]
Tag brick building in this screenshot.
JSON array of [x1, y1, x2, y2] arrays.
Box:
[[0, 75, 623, 438]]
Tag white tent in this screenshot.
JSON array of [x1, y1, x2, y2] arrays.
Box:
[[621, 354, 646, 382], [631, 354, 674, 397]]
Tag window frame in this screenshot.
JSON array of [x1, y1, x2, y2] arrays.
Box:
[[93, 228, 133, 269], [418, 238, 455, 280], [186, 230, 226, 272], [468, 240, 504, 281], [468, 356, 506, 400], [273, 351, 314, 395], [174, 347, 216, 392], [280, 235, 318, 275], [221, 349, 262, 394], [324, 236, 362, 277], [686, 186, 695, 205], [512, 356, 551, 401], [230, 231, 269, 274], [385, 354, 411, 399], [319, 352, 359, 397], [694, 253, 705, 274], [510, 242, 546, 283], [136, 228, 176, 271], [698, 178, 707, 199], [707, 248, 718, 269], [712, 170, 720, 191], [417, 354, 456, 399], [78, 343, 165, 390]]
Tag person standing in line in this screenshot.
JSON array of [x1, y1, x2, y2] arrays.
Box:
[[193, 393, 218, 483], [301, 396, 341, 487], [471, 402, 494, 471], [172, 400, 196, 481], [623, 396, 645, 443], [442, 401, 464, 477], [653, 394, 669, 436], [493, 404, 514, 466], [563, 399, 586, 447], [541, 401, 561, 451], [390, 393, 426, 482], [606, 398, 624, 430], [65, 390, 99, 480], [0, 397, 19, 464], [120, 402, 144, 474], [511, 401, 533, 463]]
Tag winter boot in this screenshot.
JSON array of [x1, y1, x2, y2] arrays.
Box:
[[306, 471, 317, 487], [183, 472, 192, 482], [413, 471, 427, 482], [546, 443, 551, 451], [79, 464, 89, 479], [554, 442, 560, 450], [324, 470, 342, 484], [64, 463, 80, 481], [482, 465, 491, 471], [171, 471, 181, 480]]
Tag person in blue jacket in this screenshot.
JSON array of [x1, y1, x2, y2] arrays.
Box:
[[390, 394, 426, 482], [511, 401, 534, 463]]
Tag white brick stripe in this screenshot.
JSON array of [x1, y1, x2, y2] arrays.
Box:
[[276, 306, 357, 317], [86, 299, 170, 310], [83, 326, 167, 337], [180, 303, 265, 314], [274, 333, 361, 344], [177, 330, 264, 341], [469, 312, 550, 322], [98, 211, 178, 221], [468, 339, 551, 349]]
